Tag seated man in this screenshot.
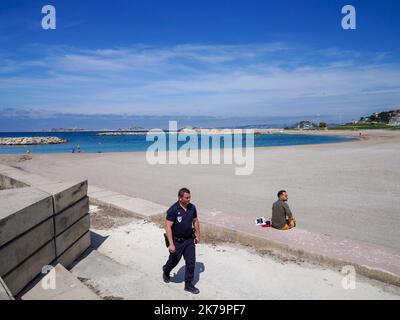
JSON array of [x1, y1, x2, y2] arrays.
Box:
[[272, 190, 296, 230]]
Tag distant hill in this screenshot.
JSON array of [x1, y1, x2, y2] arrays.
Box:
[[116, 126, 146, 131], [357, 109, 400, 125], [40, 128, 87, 132]]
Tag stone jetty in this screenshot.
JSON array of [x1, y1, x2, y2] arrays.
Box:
[[0, 137, 67, 145]]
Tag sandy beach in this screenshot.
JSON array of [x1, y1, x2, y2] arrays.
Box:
[[1, 129, 399, 250]]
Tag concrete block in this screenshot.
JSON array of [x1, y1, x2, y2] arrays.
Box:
[[90, 189, 167, 220], [0, 277, 13, 300], [0, 166, 21, 175], [0, 173, 28, 189], [0, 171, 55, 187], [2, 241, 56, 296], [0, 187, 53, 247], [0, 219, 54, 277], [55, 197, 89, 236], [56, 214, 90, 256], [58, 231, 91, 269], [37, 180, 88, 214], [21, 263, 100, 300], [0, 164, 13, 172], [89, 189, 119, 198]]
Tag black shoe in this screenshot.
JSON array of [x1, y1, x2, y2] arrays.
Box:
[[162, 266, 170, 283], [184, 282, 200, 294]]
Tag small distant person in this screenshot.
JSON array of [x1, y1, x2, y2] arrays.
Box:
[[272, 190, 296, 230], [77, 144, 81, 153], [162, 188, 201, 294]]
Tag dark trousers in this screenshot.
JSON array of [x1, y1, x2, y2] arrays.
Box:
[[163, 237, 196, 283]]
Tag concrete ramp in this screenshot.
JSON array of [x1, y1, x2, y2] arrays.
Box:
[[21, 264, 100, 300]]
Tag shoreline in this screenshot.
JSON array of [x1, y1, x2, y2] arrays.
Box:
[[0, 129, 368, 156], [0, 130, 396, 162]]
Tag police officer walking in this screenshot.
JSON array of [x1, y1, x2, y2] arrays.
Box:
[[162, 187, 201, 294]]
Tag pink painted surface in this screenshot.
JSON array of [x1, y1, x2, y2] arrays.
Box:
[[201, 209, 400, 277]]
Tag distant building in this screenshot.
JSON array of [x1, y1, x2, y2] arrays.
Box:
[[178, 125, 202, 133], [296, 121, 317, 130], [389, 115, 400, 126]]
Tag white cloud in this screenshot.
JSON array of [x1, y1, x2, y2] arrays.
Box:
[[0, 43, 399, 119]]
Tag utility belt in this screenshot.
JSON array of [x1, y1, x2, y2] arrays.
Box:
[[175, 228, 195, 243], [164, 229, 195, 247], [173, 234, 194, 243]]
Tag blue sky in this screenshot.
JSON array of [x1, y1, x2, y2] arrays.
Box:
[[1, 0, 400, 130]]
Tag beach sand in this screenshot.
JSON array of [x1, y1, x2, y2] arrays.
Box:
[[1, 129, 399, 250]]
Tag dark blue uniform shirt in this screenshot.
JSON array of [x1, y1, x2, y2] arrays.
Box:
[[166, 201, 197, 238]]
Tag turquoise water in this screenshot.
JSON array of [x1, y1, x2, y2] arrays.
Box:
[[0, 131, 356, 154]]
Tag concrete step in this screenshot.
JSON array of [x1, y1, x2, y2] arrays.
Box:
[[0, 187, 53, 248], [69, 249, 189, 300], [88, 186, 167, 220], [0, 165, 91, 296], [20, 264, 100, 300]]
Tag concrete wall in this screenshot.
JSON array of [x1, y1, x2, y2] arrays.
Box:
[[0, 166, 91, 297]]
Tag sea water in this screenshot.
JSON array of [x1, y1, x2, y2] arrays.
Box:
[[0, 131, 356, 154]]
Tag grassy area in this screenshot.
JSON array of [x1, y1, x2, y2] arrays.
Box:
[[327, 124, 400, 130]]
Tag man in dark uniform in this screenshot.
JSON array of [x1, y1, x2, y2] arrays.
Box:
[[162, 187, 201, 294], [272, 190, 297, 230]]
